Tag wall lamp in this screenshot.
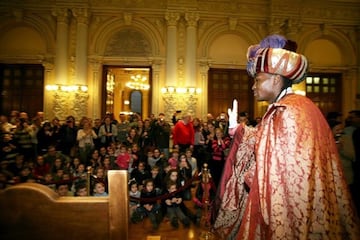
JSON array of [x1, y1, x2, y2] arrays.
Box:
[[46, 84, 88, 92], [161, 86, 202, 94]]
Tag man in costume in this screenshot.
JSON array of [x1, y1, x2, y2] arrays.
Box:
[[212, 35, 359, 239]]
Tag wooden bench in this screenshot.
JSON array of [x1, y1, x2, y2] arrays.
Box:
[[0, 170, 128, 240]]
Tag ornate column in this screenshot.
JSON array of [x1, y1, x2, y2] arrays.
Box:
[[165, 12, 180, 86], [199, 61, 210, 118], [52, 8, 70, 84], [185, 12, 199, 87], [89, 56, 102, 119], [151, 60, 162, 115], [73, 8, 89, 86], [42, 61, 55, 119]]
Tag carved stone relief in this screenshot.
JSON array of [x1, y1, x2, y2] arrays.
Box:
[[104, 29, 152, 56], [51, 91, 89, 120], [162, 92, 198, 121]]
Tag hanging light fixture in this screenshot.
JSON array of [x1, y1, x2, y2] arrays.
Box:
[[126, 74, 150, 90]]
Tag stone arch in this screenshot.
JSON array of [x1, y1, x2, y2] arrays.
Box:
[[198, 21, 263, 64], [90, 17, 163, 58], [298, 28, 356, 67], [0, 15, 55, 58]]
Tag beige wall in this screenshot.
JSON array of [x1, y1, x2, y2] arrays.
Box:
[[0, 0, 359, 121]]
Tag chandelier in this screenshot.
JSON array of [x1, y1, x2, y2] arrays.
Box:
[[126, 74, 150, 90], [106, 72, 115, 92]]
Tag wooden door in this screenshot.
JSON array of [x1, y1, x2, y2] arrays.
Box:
[[208, 68, 254, 119], [0, 64, 44, 118]]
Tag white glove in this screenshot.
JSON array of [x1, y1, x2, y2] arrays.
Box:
[[228, 99, 238, 128]]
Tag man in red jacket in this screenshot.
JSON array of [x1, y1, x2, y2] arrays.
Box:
[[172, 112, 194, 154]]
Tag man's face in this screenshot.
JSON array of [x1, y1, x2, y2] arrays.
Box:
[[252, 72, 277, 102]]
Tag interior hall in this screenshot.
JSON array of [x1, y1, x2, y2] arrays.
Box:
[[0, 0, 359, 240]]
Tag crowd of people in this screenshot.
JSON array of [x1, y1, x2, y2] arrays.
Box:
[[0, 108, 257, 229]]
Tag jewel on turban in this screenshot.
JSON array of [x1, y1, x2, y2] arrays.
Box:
[[246, 35, 308, 84]]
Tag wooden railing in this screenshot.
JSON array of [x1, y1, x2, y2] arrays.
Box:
[[0, 170, 128, 240]]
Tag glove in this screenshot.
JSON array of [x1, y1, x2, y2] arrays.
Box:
[[228, 99, 238, 128]]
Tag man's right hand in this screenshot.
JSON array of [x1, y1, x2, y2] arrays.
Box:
[[228, 99, 238, 128]]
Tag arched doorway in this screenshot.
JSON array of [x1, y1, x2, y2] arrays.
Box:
[[102, 66, 152, 121]]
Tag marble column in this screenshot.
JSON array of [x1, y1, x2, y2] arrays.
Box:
[[185, 12, 199, 87], [73, 8, 89, 86], [53, 8, 69, 84], [165, 12, 180, 87]]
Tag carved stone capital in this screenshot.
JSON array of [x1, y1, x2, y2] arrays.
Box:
[[42, 62, 54, 71], [72, 8, 89, 25], [185, 12, 199, 27], [52, 8, 70, 24], [52, 7, 71, 24], [165, 12, 180, 27], [89, 55, 103, 70]]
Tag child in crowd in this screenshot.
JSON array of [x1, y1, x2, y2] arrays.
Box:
[[102, 155, 114, 174], [93, 181, 108, 197], [53, 168, 64, 182], [150, 165, 163, 194], [128, 179, 141, 219], [73, 163, 87, 180], [93, 166, 108, 192], [43, 172, 55, 190], [55, 182, 71, 196], [185, 148, 198, 177], [51, 158, 64, 175], [130, 143, 141, 169], [132, 178, 161, 230], [168, 150, 179, 169], [130, 161, 151, 190], [178, 154, 193, 200], [68, 157, 81, 176], [74, 179, 88, 196], [164, 180, 191, 228], [116, 144, 131, 170]]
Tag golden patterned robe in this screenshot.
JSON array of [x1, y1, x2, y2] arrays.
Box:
[[213, 124, 257, 239], [239, 94, 359, 239], [214, 93, 360, 240]]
